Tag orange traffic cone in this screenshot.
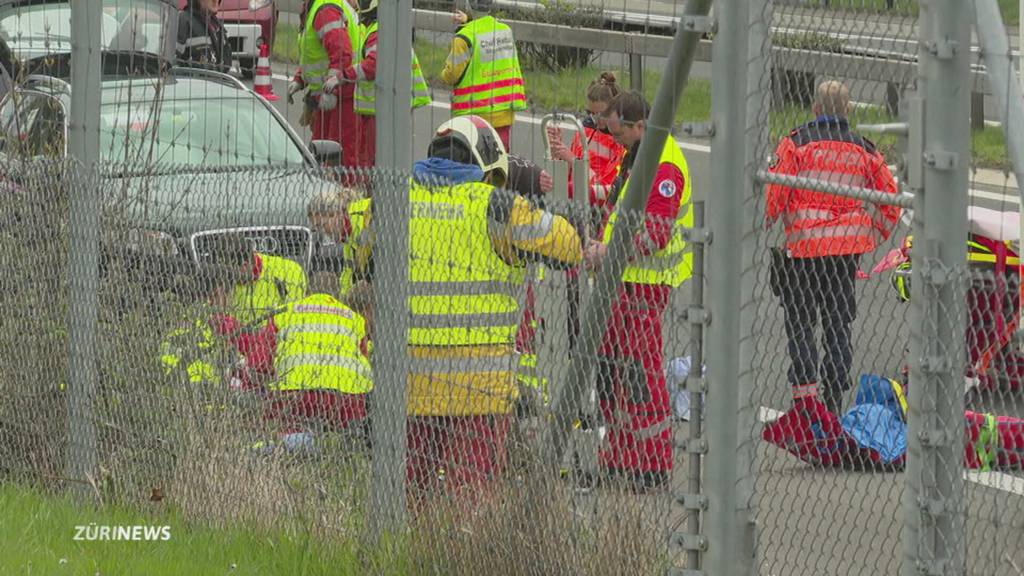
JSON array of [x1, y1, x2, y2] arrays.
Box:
[[253, 42, 278, 102]]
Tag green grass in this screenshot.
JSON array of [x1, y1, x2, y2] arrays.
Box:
[[273, 23, 1009, 169], [800, 0, 1019, 24], [0, 483, 377, 576]]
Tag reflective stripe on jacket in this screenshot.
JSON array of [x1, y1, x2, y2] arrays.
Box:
[[354, 22, 432, 115], [406, 180, 526, 415], [298, 0, 360, 91], [602, 137, 693, 288], [160, 318, 220, 385], [272, 293, 373, 394], [570, 125, 626, 207], [230, 253, 308, 325], [765, 117, 900, 258], [451, 16, 526, 116]]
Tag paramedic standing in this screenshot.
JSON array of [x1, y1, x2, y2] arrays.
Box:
[[289, 0, 361, 167], [583, 90, 692, 492], [347, 0, 432, 167], [440, 1, 526, 151], [765, 80, 900, 417]]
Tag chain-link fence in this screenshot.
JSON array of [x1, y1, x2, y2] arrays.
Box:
[[4, 0, 1024, 573], [734, 0, 1024, 574]]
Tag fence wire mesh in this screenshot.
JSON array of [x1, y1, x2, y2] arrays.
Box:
[[743, 2, 1024, 575], [744, 2, 917, 575], [0, 160, 695, 574], [6, 0, 1024, 573]]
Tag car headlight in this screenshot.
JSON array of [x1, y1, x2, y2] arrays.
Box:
[[249, 0, 273, 11]]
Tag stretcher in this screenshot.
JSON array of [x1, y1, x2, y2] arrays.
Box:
[[873, 206, 1024, 396]]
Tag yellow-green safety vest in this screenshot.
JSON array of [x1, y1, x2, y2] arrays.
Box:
[[230, 253, 307, 325], [298, 0, 361, 92], [339, 197, 372, 298], [451, 16, 527, 117], [354, 21, 432, 115], [602, 137, 693, 287], [408, 180, 526, 348], [160, 318, 220, 385], [272, 293, 373, 394]]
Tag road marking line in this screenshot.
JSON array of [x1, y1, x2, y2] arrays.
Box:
[[758, 406, 1024, 496]]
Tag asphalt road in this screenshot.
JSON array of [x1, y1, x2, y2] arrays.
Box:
[[257, 70, 1024, 574]]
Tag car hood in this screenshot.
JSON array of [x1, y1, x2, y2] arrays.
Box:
[[107, 169, 327, 237]]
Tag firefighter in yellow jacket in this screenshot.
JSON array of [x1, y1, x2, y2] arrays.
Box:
[[441, 0, 526, 151], [351, 115, 582, 499]]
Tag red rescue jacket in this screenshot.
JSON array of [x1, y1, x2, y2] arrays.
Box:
[[765, 117, 900, 258], [568, 121, 626, 209]]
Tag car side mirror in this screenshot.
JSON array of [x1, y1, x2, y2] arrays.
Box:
[[309, 140, 342, 167]]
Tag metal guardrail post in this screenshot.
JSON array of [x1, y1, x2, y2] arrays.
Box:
[[67, 0, 101, 501], [630, 53, 644, 93], [371, 0, 412, 537], [971, 91, 986, 131], [902, 0, 970, 574]]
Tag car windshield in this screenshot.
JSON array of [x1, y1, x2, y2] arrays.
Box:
[[99, 95, 307, 168], [0, 1, 174, 59]]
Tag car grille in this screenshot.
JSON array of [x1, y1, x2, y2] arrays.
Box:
[[191, 226, 313, 268]]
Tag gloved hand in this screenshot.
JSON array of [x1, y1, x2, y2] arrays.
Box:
[[318, 92, 338, 111], [322, 74, 340, 96], [287, 80, 304, 105]]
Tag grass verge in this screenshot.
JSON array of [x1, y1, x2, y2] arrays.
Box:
[[0, 483, 371, 576], [272, 23, 1009, 169]]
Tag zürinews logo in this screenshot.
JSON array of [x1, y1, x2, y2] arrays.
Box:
[[73, 525, 172, 542]]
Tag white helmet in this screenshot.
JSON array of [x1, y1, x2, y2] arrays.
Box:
[[429, 115, 508, 187]]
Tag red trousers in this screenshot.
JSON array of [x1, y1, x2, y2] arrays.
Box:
[[263, 390, 367, 433], [597, 283, 673, 473], [356, 112, 376, 168], [310, 94, 359, 168], [406, 415, 509, 502]]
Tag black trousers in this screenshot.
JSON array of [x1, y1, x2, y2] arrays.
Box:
[[772, 252, 859, 414]]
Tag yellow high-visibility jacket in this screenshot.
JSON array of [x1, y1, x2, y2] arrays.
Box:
[[357, 179, 581, 415]]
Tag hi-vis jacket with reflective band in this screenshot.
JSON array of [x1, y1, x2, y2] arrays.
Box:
[[451, 16, 527, 117], [160, 317, 220, 385], [602, 137, 693, 287], [298, 0, 360, 92], [765, 117, 901, 258], [902, 234, 1021, 268], [570, 124, 627, 207], [272, 294, 373, 394], [339, 198, 372, 298], [230, 253, 308, 325], [357, 178, 582, 415], [354, 22, 431, 115]]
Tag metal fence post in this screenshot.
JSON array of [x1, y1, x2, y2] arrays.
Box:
[[735, 0, 771, 570], [705, 0, 752, 573], [66, 0, 102, 501], [902, 0, 970, 574], [370, 0, 412, 537]]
